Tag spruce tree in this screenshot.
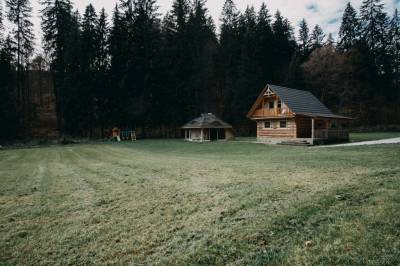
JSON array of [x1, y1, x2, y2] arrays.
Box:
[[161, 0, 191, 126], [92, 8, 109, 131], [41, 0, 74, 132], [235, 6, 260, 125], [109, 4, 128, 126], [95, 8, 109, 72], [6, 0, 34, 64], [81, 4, 97, 70], [298, 18, 310, 58], [359, 0, 388, 53], [0, 35, 18, 139], [272, 10, 296, 82], [186, 0, 217, 116], [256, 2, 273, 82], [218, 0, 240, 121], [388, 9, 400, 95], [338, 2, 360, 50], [6, 0, 34, 133], [310, 24, 325, 50]]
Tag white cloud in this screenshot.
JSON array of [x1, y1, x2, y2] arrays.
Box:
[[1, 0, 399, 53]]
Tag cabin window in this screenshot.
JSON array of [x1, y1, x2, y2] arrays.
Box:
[[280, 121, 287, 128], [269, 101, 275, 109], [278, 100, 282, 108], [264, 121, 271, 128]]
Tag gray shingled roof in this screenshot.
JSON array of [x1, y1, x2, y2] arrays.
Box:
[[268, 84, 351, 119], [182, 113, 233, 129]]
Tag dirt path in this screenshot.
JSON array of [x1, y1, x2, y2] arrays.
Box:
[[324, 137, 400, 147]]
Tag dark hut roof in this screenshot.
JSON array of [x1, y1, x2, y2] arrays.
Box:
[[182, 113, 233, 129], [248, 84, 352, 120]]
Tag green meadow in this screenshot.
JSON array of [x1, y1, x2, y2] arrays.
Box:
[[1, 133, 399, 265]]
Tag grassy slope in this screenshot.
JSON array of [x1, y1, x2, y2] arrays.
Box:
[[0, 140, 399, 265]]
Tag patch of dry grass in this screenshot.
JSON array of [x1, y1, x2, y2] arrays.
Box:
[[0, 140, 399, 265]]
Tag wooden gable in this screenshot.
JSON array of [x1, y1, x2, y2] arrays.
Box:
[[247, 85, 293, 119]]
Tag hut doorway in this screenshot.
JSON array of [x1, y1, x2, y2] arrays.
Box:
[[210, 129, 225, 141]]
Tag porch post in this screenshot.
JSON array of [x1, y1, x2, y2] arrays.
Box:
[[311, 118, 315, 145], [201, 129, 204, 142]]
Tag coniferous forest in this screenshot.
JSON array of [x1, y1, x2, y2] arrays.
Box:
[[0, 0, 399, 139]]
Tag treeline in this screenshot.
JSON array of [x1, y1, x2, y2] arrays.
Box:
[[0, 0, 399, 138]]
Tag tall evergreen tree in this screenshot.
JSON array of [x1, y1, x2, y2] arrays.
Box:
[[41, 0, 74, 131], [95, 8, 109, 72], [272, 10, 296, 83], [310, 24, 325, 50], [338, 2, 360, 50], [256, 2, 273, 82], [360, 0, 392, 101], [359, 0, 388, 53], [94, 8, 110, 131], [298, 18, 310, 59], [0, 35, 18, 139], [6, 0, 34, 133], [161, 0, 191, 126], [218, 0, 240, 120], [6, 0, 34, 64], [81, 4, 97, 72], [388, 9, 400, 95], [186, 0, 217, 116]]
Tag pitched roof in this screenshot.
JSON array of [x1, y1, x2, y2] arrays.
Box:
[[182, 113, 233, 129], [248, 84, 352, 120]]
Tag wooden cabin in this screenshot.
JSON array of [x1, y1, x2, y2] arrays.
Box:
[[247, 84, 352, 145], [182, 113, 235, 142]]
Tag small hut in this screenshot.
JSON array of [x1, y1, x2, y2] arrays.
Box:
[[182, 113, 235, 142]]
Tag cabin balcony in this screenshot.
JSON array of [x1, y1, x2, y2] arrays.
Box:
[[252, 107, 292, 118]]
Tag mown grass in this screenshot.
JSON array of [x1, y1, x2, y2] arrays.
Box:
[[0, 139, 399, 265], [237, 132, 400, 143], [349, 132, 400, 142]]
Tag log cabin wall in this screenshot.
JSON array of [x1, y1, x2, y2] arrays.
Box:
[[257, 119, 297, 140]]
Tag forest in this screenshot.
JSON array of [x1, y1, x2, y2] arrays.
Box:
[[0, 0, 399, 139]]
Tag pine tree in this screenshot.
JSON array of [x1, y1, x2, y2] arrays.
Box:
[[218, 0, 240, 120], [161, 0, 192, 126], [93, 8, 109, 131], [338, 2, 360, 50], [186, 0, 217, 116], [298, 18, 310, 58], [272, 10, 296, 82], [81, 4, 97, 72], [41, 0, 74, 132], [359, 0, 388, 53], [310, 24, 325, 50], [172, 0, 189, 31], [6, 0, 34, 64], [256, 2, 273, 81], [6, 0, 34, 133], [109, 4, 128, 126], [388, 9, 399, 95], [0, 35, 18, 139], [235, 6, 260, 125], [95, 8, 109, 72]]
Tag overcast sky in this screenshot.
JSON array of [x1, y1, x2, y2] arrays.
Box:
[[1, 0, 399, 52]]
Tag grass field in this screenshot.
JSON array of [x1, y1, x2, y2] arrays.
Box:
[[1, 135, 400, 265]]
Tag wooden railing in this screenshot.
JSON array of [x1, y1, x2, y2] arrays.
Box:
[[252, 107, 291, 117], [315, 129, 349, 140]]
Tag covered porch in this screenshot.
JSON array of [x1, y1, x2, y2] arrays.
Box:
[[297, 115, 351, 145]]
